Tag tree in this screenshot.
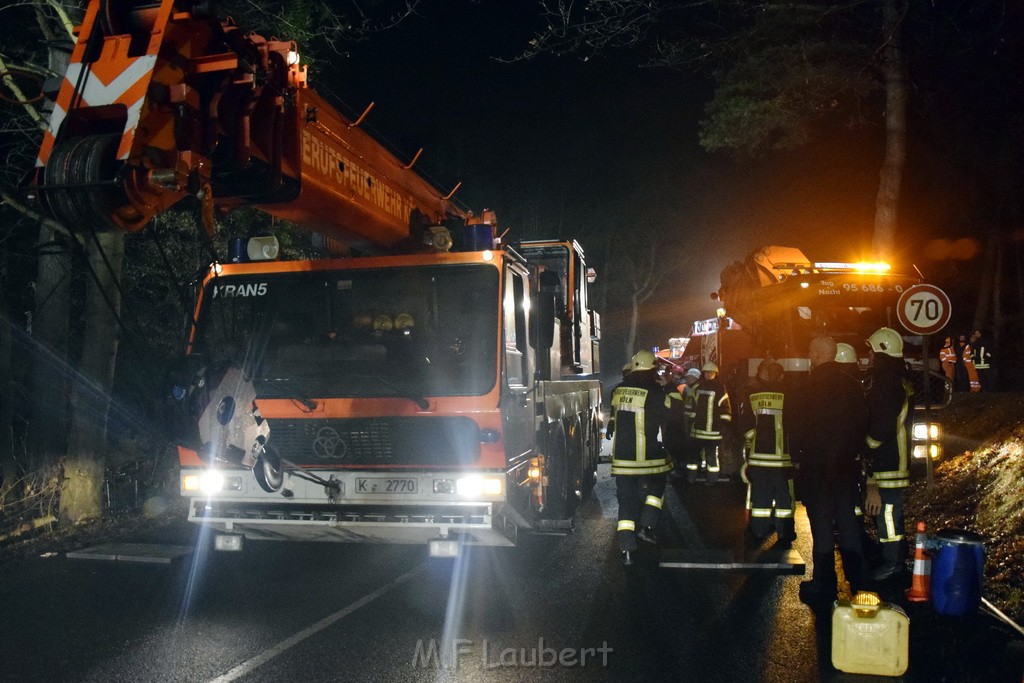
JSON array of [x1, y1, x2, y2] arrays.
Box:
[[0, 0, 421, 525], [517, 0, 919, 259]]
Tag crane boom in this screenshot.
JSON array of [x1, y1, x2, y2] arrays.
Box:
[[34, 0, 466, 250]]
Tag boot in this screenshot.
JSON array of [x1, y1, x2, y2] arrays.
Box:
[[637, 526, 659, 545]]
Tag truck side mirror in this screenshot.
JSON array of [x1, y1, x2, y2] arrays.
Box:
[[532, 291, 556, 350]]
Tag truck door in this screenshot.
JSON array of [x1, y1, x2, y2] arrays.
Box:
[[503, 265, 535, 466]]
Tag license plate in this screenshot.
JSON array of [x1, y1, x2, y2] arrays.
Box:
[[354, 478, 418, 494]]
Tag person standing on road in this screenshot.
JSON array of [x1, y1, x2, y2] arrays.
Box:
[[939, 336, 956, 385], [790, 336, 868, 606], [961, 333, 981, 393], [688, 362, 732, 485], [671, 367, 702, 482], [863, 327, 915, 582], [739, 360, 796, 545], [970, 329, 992, 391], [607, 350, 675, 566]]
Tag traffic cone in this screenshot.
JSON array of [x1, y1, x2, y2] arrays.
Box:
[[906, 521, 931, 603]]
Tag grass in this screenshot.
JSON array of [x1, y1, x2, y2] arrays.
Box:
[[908, 393, 1024, 622]]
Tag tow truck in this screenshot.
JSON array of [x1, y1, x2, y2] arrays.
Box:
[[681, 246, 949, 463]]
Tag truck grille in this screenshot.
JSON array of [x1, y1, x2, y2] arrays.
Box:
[[264, 416, 481, 466], [197, 501, 490, 526]]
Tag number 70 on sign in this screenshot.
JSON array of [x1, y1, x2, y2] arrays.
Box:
[[896, 284, 952, 335]]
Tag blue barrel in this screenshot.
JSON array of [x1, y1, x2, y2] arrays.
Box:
[[931, 529, 985, 617]]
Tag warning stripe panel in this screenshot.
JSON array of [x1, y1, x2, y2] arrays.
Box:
[[37, 55, 158, 166]]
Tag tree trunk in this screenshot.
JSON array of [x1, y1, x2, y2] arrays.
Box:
[[973, 232, 998, 331], [62, 233, 125, 525], [872, 0, 907, 260], [28, 226, 72, 470], [1, 287, 16, 491], [625, 292, 639, 362]]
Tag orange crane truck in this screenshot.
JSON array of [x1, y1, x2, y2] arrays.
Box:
[[33, 0, 602, 555]]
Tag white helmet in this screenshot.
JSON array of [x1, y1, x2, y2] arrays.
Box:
[[835, 342, 858, 364], [868, 327, 904, 357], [702, 362, 719, 374], [630, 350, 657, 371]]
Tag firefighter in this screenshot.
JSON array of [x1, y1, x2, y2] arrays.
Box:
[[670, 367, 702, 481], [688, 362, 732, 485], [970, 329, 992, 391], [863, 327, 915, 582], [662, 366, 689, 478], [607, 350, 675, 566], [790, 336, 868, 606], [739, 360, 795, 545], [961, 334, 981, 393]]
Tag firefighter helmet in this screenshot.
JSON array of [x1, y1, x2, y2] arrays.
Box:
[[630, 350, 657, 371], [868, 327, 904, 357], [835, 343, 858, 364], [686, 368, 701, 380], [702, 362, 719, 374]]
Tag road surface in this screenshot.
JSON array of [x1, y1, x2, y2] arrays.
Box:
[[0, 464, 1020, 682]]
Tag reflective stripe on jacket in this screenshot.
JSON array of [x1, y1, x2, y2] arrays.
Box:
[[742, 387, 791, 468], [690, 377, 731, 441], [865, 359, 913, 489], [609, 373, 672, 476]]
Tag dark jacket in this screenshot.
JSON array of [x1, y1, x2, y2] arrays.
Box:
[[689, 375, 732, 441], [740, 378, 791, 468], [865, 354, 914, 489], [608, 370, 672, 476], [790, 361, 868, 486]]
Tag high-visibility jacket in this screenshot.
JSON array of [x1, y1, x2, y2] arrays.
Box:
[[972, 342, 991, 370], [663, 388, 688, 463], [690, 376, 732, 441], [865, 356, 914, 489], [609, 372, 673, 476], [740, 380, 791, 468], [962, 343, 980, 392], [939, 343, 956, 381]]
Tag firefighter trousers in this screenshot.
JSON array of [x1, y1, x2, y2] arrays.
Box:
[[745, 466, 795, 541], [615, 473, 667, 551], [687, 438, 721, 474]]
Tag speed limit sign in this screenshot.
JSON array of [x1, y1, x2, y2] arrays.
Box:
[[897, 284, 952, 335]]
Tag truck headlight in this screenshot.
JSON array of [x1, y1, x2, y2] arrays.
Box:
[[181, 471, 242, 494], [912, 423, 939, 441], [455, 475, 503, 497], [913, 444, 942, 460]]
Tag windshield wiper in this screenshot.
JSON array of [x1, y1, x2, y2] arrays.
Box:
[[361, 374, 430, 411], [257, 378, 319, 411]]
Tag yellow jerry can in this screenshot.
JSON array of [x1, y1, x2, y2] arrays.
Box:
[[831, 591, 909, 676]]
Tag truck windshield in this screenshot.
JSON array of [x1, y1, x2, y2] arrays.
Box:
[[751, 273, 918, 358], [193, 263, 499, 398]]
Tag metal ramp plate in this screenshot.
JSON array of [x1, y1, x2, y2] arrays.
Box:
[[531, 518, 575, 536], [658, 547, 805, 574], [66, 543, 193, 564]]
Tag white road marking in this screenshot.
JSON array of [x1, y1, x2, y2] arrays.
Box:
[[208, 563, 426, 682]]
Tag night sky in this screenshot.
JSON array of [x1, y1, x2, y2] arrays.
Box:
[[307, 1, 1020, 361]]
